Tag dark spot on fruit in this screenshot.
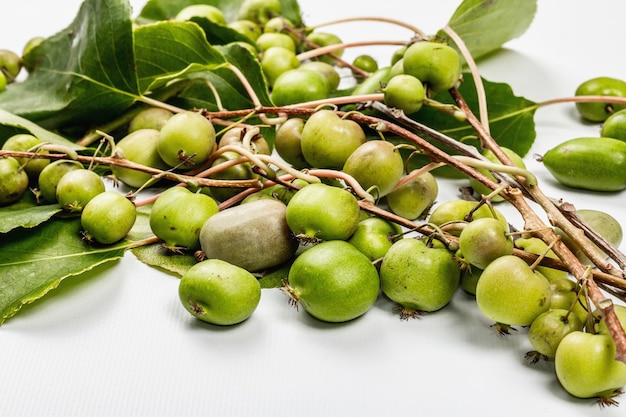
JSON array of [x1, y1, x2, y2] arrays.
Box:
[[188, 297, 204, 316]]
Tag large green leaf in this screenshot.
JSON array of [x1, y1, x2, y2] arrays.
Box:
[[0, 217, 128, 324], [0, 193, 62, 234], [414, 74, 537, 157], [0, 110, 86, 148], [443, 0, 537, 60], [189, 16, 258, 46], [0, 0, 138, 128], [171, 42, 272, 111], [132, 244, 197, 277], [133, 20, 228, 93]]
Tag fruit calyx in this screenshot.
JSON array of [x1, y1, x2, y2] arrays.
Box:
[[280, 282, 300, 310], [392, 304, 425, 320]]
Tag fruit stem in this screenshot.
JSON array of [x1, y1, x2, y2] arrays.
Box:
[[209, 144, 276, 180], [227, 63, 262, 109], [441, 25, 489, 133], [256, 154, 321, 184], [37, 143, 79, 160], [423, 98, 467, 121], [390, 162, 444, 192], [536, 95, 626, 108], [528, 235, 559, 271], [284, 93, 384, 109], [0, 150, 263, 189], [308, 16, 426, 39], [453, 155, 538, 186], [296, 40, 407, 62], [306, 168, 376, 203]]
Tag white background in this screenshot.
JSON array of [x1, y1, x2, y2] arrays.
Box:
[[1, 1, 626, 416]]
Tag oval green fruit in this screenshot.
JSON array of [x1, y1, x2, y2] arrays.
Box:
[[285, 182, 360, 242], [238, 0, 281, 26], [402, 41, 461, 92], [256, 32, 296, 53], [554, 208, 623, 265], [555, 331, 626, 399], [285, 240, 380, 323], [179, 259, 261, 326], [548, 278, 589, 325], [112, 129, 169, 188], [207, 150, 257, 202], [428, 199, 508, 236], [342, 140, 404, 198], [0, 157, 29, 205], [347, 216, 402, 262], [218, 126, 270, 155], [541, 137, 626, 191], [475, 255, 551, 326], [351, 66, 391, 96], [380, 238, 460, 315], [271, 68, 329, 106], [596, 305, 626, 335], [514, 237, 568, 282], [459, 264, 482, 296], [600, 108, 626, 141], [575, 76, 626, 122], [300, 109, 366, 169], [300, 61, 340, 93], [156, 110, 216, 169], [199, 199, 298, 272], [1, 133, 49, 179], [305, 31, 343, 65], [174, 4, 226, 25], [261, 46, 300, 87], [385, 171, 438, 220], [80, 191, 137, 244], [383, 74, 425, 115], [128, 107, 173, 132], [458, 217, 513, 269], [228, 19, 262, 42], [274, 117, 308, 169], [528, 308, 583, 358], [55, 169, 105, 212], [149, 186, 219, 250], [37, 159, 83, 203]]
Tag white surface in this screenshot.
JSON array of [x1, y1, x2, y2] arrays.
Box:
[[2, 1, 626, 416]]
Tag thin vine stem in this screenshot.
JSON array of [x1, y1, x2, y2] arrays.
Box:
[[0, 150, 262, 189], [296, 40, 407, 62], [307, 16, 426, 38], [442, 25, 490, 134]]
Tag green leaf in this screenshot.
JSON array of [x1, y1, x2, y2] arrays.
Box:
[[443, 0, 537, 61], [0, 217, 128, 325], [0, 193, 62, 234], [258, 261, 291, 289], [406, 74, 537, 177], [132, 244, 197, 277], [0, 109, 86, 149], [171, 42, 272, 111], [0, 0, 138, 129], [189, 16, 257, 46], [133, 20, 228, 93]]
